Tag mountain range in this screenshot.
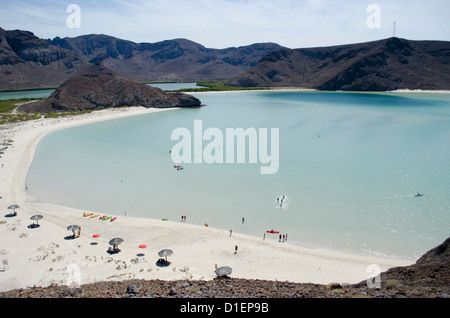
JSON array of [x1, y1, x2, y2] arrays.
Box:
[[1, 26, 450, 91], [0, 26, 281, 90], [226, 37, 450, 91]]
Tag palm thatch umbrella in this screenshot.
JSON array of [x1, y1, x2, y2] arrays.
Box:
[[156, 249, 173, 266], [158, 249, 173, 261], [109, 238, 124, 246], [67, 225, 80, 231], [8, 205, 19, 215], [30, 215, 43, 225], [215, 266, 232, 278], [108, 238, 124, 253], [67, 225, 81, 237]]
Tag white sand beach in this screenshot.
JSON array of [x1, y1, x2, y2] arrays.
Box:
[[0, 106, 412, 292]]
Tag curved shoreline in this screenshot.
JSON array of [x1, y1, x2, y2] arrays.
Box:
[[0, 106, 412, 292]]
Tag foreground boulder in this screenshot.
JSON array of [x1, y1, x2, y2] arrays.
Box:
[[353, 236, 450, 293]]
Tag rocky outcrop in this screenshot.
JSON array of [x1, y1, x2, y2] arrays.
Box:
[[226, 38, 450, 91], [374, 237, 450, 290], [18, 65, 201, 113], [0, 27, 90, 90]]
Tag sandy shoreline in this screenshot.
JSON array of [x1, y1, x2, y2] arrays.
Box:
[[0, 106, 412, 293]]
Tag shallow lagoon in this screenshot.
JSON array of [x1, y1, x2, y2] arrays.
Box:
[[26, 90, 450, 260]]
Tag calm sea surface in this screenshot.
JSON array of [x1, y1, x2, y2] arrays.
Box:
[[0, 83, 204, 100], [26, 90, 450, 260]]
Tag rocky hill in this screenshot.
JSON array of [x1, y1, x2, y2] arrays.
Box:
[[1, 237, 448, 299], [0, 27, 90, 90], [0, 26, 282, 90], [18, 64, 201, 113], [226, 37, 450, 91], [51, 34, 283, 83]]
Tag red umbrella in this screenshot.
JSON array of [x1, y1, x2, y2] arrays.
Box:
[[92, 234, 100, 238], [139, 244, 147, 248]]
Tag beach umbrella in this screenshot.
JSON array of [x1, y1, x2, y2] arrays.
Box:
[[30, 215, 43, 224], [158, 249, 173, 261], [8, 205, 20, 214], [109, 237, 124, 253], [215, 266, 232, 277], [67, 225, 80, 231], [109, 238, 124, 246]]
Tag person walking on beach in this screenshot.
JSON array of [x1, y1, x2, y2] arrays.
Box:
[[230, 230, 232, 237], [242, 217, 245, 224], [235, 245, 238, 254]]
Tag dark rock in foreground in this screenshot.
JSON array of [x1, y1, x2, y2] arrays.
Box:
[[18, 65, 201, 113], [365, 236, 450, 292], [1, 237, 448, 298]]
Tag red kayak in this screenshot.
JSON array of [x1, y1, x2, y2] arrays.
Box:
[[266, 230, 280, 234]]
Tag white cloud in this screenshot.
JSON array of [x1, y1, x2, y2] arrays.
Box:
[[0, 0, 449, 48]]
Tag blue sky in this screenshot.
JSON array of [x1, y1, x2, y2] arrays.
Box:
[[1, 0, 449, 48]]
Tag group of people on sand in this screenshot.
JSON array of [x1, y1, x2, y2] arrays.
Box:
[[279, 233, 288, 242], [262, 232, 288, 242]]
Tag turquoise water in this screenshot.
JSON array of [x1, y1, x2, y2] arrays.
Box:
[[0, 83, 203, 100], [148, 83, 205, 91], [0, 89, 55, 100], [26, 90, 450, 260]]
